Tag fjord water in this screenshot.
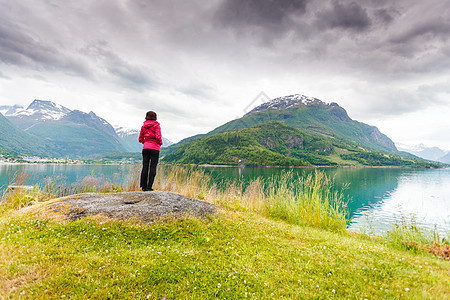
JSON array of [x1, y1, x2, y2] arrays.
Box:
[[1, 164, 449, 235], [201, 166, 450, 235]]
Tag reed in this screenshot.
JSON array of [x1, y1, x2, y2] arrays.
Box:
[[260, 170, 349, 232], [1, 170, 32, 211], [385, 215, 450, 254], [153, 165, 349, 232]]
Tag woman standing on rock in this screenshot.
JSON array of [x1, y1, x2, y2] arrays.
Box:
[[139, 111, 163, 191]]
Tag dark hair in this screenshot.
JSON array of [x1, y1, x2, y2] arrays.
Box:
[[145, 111, 157, 120]]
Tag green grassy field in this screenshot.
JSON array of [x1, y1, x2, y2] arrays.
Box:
[[1, 166, 449, 299]]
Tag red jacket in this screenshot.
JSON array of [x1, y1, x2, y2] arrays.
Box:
[[138, 120, 163, 151]]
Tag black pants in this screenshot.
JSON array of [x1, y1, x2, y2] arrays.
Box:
[[140, 149, 160, 191]]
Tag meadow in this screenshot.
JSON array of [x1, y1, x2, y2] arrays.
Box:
[[1, 164, 449, 299]]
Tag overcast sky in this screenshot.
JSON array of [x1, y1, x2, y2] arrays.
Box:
[[1, 0, 450, 148]]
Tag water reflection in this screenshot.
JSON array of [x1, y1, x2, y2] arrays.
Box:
[[347, 168, 450, 235]]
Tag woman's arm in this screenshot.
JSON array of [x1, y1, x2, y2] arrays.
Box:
[[138, 126, 145, 144], [155, 124, 163, 145]]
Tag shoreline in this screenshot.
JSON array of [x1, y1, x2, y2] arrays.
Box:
[[173, 163, 447, 169]]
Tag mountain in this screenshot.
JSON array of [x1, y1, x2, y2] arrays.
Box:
[[115, 126, 174, 152], [0, 104, 23, 116], [3, 100, 126, 158], [228, 94, 397, 153], [115, 127, 141, 152], [166, 94, 397, 155], [163, 121, 436, 167], [5, 100, 72, 130], [0, 112, 57, 157], [163, 93, 441, 167], [164, 121, 326, 166], [396, 143, 449, 163], [1, 99, 174, 158], [25, 120, 125, 158], [62, 110, 118, 137], [439, 152, 450, 164]]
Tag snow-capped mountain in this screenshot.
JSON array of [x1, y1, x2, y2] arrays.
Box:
[[114, 125, 173, 151], [7, 99, 71, 121], [396, 143, 449, 163], [1, 99, 127, 157], [5, 100, 117, 138], [115, 126, 140, 138], [245, 94, 335, 116], [2, 99, 175, 156], [4, 100, 73, 130], [0, 104, 23, 116]]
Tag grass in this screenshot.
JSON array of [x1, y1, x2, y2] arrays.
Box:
[[1, 164, 449, 299], [384, 216, 450, 260], [1, 211, 449, 299], [154, 165, 349, 232]]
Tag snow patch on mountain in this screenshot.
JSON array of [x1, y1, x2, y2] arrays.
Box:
[[245, 94, 331, 116], [114, 126, 140, 138], [396, 142, 449, 163], [114, 125, 173, 149], [0, 105, 23, 116], [7, 100, 72, 121]]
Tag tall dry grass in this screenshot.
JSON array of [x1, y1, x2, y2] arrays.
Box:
[[154, 164, 349, 232]]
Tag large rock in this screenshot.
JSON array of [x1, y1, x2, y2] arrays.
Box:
[[50, 191, 215, 222]]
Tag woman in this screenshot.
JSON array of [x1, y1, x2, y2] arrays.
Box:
[[138, 111, 163, 191]]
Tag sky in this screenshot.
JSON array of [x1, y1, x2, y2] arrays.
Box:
[[1, 0, 450, 148]]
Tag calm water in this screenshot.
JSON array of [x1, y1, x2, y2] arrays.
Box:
[[1, 163, 449, 235]]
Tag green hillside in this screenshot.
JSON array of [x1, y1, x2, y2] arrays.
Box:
[[163, 121, 437, 167], [26, 121, 126, 158], [166, 101, 397, 158], [0, 113, 57, 157], [211, 102, 396, 153]]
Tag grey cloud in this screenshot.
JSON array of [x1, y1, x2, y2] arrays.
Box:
[[376, 19, 450, 73], [131, 96, 192, 120], [0, 19, 90, 77], [353, 84, 446, 119], [177, 82, 217, 99], [315, 1, 372, 32], [1, 0, 449, 126], [215, 0, 308, 28], [390, 20, 450, 45], [418, 81, 450, 97], [81, 43, 158, 91], [374, 8, 395, 25], [0, 70, 8, 79], [212, 0, 310, 45]]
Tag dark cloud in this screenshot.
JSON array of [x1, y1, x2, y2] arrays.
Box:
[[216, 0, 308, 28], [81, 43, 158, 91], [1, 0, 450, 142], [315, 1, 372, 32], [374, 8, 395, 25], [0, 19, 90, 77], [212, 0, 310, 45], [390, 20, 450, 45]]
